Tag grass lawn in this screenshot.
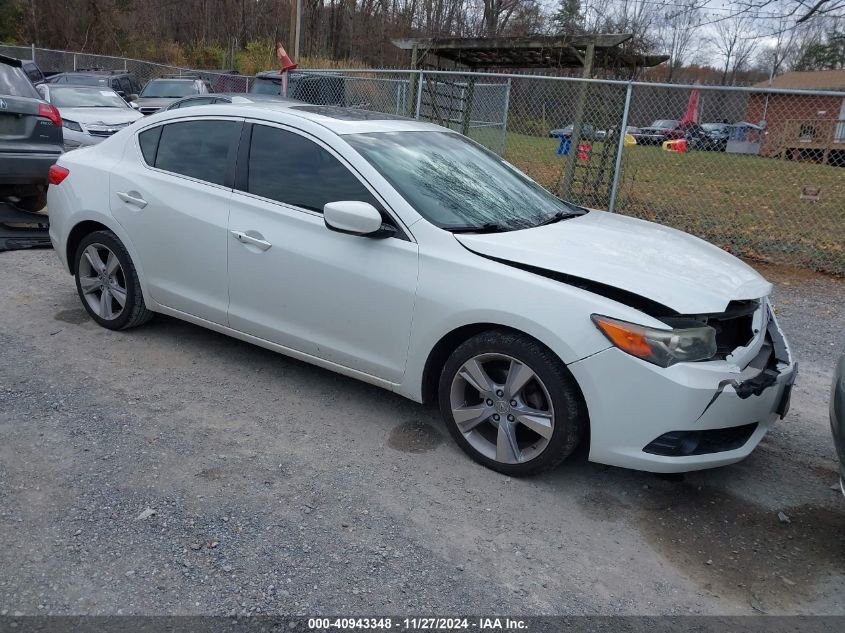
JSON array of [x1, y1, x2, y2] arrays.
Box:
[[477, 129, 845, 275]]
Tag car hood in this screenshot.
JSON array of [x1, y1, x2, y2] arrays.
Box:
[[133, 97, 177, 109], [58, 107, 143, 125], [454, 210, 772, 314], [636, 127, 669, 134]]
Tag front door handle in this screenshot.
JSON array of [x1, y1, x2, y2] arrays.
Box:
[[231, 230, 272, 251], [116, 191, 148, 208]]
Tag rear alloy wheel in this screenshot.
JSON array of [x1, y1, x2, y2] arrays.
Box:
[[439, 331, 586, 476], [74, 230, 152, 330]]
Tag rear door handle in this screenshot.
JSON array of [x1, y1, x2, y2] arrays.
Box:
[[231, 230, 272, 251], [116, 191, 148, 208]]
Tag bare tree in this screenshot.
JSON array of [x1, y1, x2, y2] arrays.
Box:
[[709, 13, 761, 84], [657, 0, 706, 81]]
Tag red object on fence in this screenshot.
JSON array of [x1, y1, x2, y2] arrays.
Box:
[[680, 87, 700, 126], [577, 143, 591, 160]]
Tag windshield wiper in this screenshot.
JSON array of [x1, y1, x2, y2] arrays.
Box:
[[535, 207, 586, 227], [443, 222, 509, 234]]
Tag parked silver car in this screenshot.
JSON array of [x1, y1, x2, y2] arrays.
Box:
[[37, 84, 143, 151], [132, 78, 211, 115]]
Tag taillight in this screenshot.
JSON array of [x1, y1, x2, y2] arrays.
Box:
[[48, 164, 69, 185], [38, 103, 62, 127]]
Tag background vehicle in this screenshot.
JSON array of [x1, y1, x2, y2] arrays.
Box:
[[47, 103, 795, 477], [548, 123, 605, 141], [831, 350, 845, 495], [164, 92, 302, 111], [132, 77, 211, 114], [692, 122, 731, 151], [37, 84, 142, 150], [0, 54, 63, 212], [251, 71, 346, 105], [48, 70, 142, 101], [633, 119, 708, 147]]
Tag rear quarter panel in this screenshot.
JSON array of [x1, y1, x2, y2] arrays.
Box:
[[47, 132, 143, 280]]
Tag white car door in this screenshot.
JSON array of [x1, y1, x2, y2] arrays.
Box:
[[110, 117, 242, 324], [227, 122, 419, 383]]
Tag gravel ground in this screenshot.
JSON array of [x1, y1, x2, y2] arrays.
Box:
[[0, 250, 843, 616]]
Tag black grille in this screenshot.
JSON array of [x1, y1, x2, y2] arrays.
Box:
[[643, 423, 758, 456], [87, 129, 118, 138]]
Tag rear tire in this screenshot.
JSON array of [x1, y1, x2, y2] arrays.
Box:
[[438, 330, 587, 477], [74, 230, 153, 330], [13, 186, 47, 213]]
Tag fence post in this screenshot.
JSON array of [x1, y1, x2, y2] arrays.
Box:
[[30, 43, 35, 61], [73, 53, 77, 71], [499, 78, 512, 156], [560, 43, 595, 199], [414, 71, 424, 120], [608, 82, 633, 214], [460, 76, 477, 136]]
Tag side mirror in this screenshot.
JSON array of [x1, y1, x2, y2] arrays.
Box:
[[129, 101, 140, 109], [128, 94, 139, 102], [323, 201, 395, 239], [36, 84, 48, 100]]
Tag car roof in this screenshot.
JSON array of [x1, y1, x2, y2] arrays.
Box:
[[148, 101, 445, 135], [56, 71, 126, 77], [148, 77, 200, 83]]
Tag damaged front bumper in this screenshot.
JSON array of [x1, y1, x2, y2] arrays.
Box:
[[569, 304, 797, 473]]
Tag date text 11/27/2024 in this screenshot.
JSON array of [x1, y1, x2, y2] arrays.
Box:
[[307, 618, 528, 630]]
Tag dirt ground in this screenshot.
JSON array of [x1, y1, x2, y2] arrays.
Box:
[[0, 250, 843, 616]]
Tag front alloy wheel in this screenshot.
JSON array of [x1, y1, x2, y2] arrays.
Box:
[[439, 331, 586, 476], [450, 353, 555, 465]]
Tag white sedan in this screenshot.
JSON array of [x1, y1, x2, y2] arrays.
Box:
[[46, 103, 797, 476]]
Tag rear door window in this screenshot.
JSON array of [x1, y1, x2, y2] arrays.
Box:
[[244, 124, 379, 213], [138, 126, 162, 165], [143, 120, 239, 186]]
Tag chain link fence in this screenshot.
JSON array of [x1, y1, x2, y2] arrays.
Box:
[[3, 45, 843, 274]]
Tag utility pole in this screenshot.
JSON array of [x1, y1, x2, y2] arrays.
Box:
[[289, 0, 301, 61], [295, 0, 301, 61]]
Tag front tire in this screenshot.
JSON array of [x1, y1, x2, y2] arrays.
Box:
[[74, 230, 153, 330], [438, 330, 587, 476]]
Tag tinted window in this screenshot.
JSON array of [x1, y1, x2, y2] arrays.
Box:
[[140, 80, 199, 98], [246, 125, 378, 213], [153, 121, 238, 185], [178, 97, 215, 109], [250, 77, 281, 95], [118, 77, 131, 94], [24, 63, 42, 82], [138, 126, 162, 166]]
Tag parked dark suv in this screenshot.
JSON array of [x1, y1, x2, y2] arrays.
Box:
[[48, 70, 142, 101], [251, 70, 346, 106], [0, 54, 63, 212]]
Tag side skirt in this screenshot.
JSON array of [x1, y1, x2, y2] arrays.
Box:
[[154, 304, 400, 393]]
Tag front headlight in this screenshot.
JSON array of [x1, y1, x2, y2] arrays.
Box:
[[62, 119, 83, 132], [591, 314, 717, 367]]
